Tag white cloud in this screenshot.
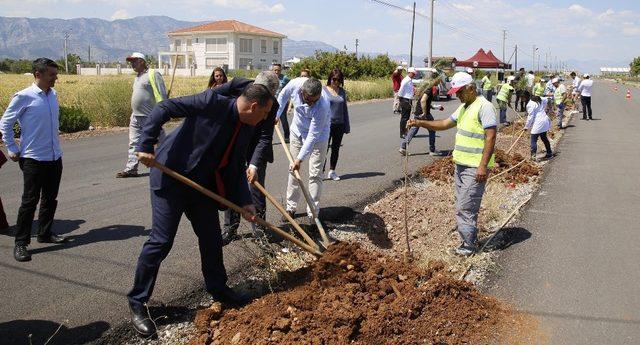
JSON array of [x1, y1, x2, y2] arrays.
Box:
[[265, 19, 318, 39], [621, 22, 640, 36], [110, 9, 130, 20], [211, 0, 285, 14], [568, 4, 591, 15], [452, 3, 474, 11]]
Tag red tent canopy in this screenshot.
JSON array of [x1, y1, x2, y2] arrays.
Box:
[[456, 49, 512, 69]]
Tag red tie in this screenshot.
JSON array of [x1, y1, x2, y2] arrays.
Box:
[[214, 121, 242, 201]]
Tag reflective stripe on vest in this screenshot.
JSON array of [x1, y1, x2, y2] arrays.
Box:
[[534, 84, 545, 97], [482, 77, 492, 90], [452, 96, 496, 168], [148, 69, 164, 103], [496, 83, 513, 102]]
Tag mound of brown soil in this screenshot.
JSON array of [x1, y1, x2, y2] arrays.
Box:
[[493, 149, 540, 184], [189, 242, 513, 345], [419, 156, 455, 183]]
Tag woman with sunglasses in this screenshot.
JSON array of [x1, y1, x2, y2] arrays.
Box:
[[324, 68, 350, 181], [207, 67, 228, 89]]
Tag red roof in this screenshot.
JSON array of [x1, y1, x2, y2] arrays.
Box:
[[457, 49, 511, 69], [169, 20, 286, 38]]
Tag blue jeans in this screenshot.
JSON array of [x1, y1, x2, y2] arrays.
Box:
[[556, 103, 565, 128], [401, 113, 435, 152], [497, 100, 508, 123]]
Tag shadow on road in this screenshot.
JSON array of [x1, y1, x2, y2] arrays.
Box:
[[0, 319, 109, 345], [337, 172, 385, 181], [28, 225, 149, 255], [480, 227, 532, 252], [0, 219, 85, 238]]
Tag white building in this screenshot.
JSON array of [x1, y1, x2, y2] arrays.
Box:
[[157, 19, 286, 75]]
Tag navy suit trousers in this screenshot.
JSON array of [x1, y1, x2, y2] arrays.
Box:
[[127, 183, 226, 308]]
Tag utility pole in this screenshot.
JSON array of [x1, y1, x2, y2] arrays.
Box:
[[88, 44, 91, 64], [532, 45, 536, 72], [502, 29, 506, 67], [63, 29, 71, 73], [355, 38, 359, 59], [409, 2, 416, 67], [427, 0, 435, 68], [514, 44, 518, 71]]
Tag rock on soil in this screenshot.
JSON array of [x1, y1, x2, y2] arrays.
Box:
[[188, 242, 516, 345]]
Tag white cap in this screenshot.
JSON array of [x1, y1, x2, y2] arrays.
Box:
[[407, 67, 416, 74], [583, 73, 589, 78], [540, 78, 546, 82], [551, 78, 559, 83], [465, 67, 474, 73], [447, 72, 474, 95], [126, 52, 145, 61], [507, 76, 516, 82], [396, 65, 404, 70]]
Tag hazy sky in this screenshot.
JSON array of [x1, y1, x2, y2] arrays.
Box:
[[2, 0, 638, 66]]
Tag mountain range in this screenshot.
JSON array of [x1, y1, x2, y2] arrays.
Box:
[[0, 15, 338, 62]]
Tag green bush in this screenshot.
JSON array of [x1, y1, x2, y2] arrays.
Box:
[[59, 106, 90, 133], [287, 51, 396, 80]]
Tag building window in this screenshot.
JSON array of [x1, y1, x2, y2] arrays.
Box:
[[174, 39, 182, 52], [273, 40, 279, 55], [261, 39, 267, 54], [206, 58, 227, 69], [239, 58, 253, 69], [239, 38, 253, 53], [205, 38, 227, 52], [186, 39, 192, 51]]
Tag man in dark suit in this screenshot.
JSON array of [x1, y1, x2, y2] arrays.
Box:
[[212, 72, 281, 243], [126, 83, 273, 337]]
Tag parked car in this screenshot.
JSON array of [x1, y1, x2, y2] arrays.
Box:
[[411, 67, 452, 100]]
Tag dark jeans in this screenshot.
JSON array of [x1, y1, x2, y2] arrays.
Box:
[[531, 132, 552, 157], [280, 101, 290, 140], [128, 183, 226, 308], [328, 123, 346, 170], [402, 113, 435, 152], [399, 97, 412, 137], [15, 158, 63, 246], [223, 162, 267, 231], [581, 96, 593, 119]]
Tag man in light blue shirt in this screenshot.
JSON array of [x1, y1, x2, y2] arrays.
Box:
[[276, 77, 330, 218], [0, 58, 67, 262]]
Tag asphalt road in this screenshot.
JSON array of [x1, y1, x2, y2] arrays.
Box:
[[487, 81, 640, 344], [0, 97, 462, 344]]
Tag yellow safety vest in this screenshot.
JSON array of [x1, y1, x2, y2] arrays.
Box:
[[554, 85, 565, 105], [533, 83, 545, 97], [482, 76, 492, 90], [496, 83, 513, 102], [452, 96, 496, 168], [147, 69, 165, 103]]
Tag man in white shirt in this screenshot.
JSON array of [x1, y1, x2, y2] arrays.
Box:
[[276, 77, 331, 219], [0, 58, 68, 262], [397, 67, 416, 138], [577, 74, 594, 120], [570, 72, 582, 112], [526, 71, 535, 91]]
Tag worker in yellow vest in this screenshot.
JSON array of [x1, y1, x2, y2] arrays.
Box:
[[407, 72, 497, 256], [117, 52, 168, 178], [533, 78, 546, 97], [552, 78, 567, 129], [496, 76, 515, 125], [481, 71, 493, 102]]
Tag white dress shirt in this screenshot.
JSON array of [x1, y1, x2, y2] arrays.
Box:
[[578, 79, 593, 97], [0, 83, 63, 161], [525, 97, 551, 135], [276, 77, 331, 161], [397, 76, 415, 99]]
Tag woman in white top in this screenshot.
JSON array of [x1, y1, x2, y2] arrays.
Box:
[[525, 95, 553, 160]]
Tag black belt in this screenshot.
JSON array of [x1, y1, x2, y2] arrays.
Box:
[[399, 97, 412, 101]]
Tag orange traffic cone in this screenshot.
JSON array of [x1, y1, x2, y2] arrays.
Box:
[[626, 90, 631, 100]]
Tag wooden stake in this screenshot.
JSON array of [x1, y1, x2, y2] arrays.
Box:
[[403, 142, 411, 257], [152, 161, 322, 256], [166, 55, 178, 98], [274, 125, 331, 247], [252, 181, 319, 251], [506, 128, 526, 155]]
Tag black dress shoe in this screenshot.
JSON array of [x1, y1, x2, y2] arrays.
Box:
[[209, 286, 248, 306], [129, 303, 156, 337], [14, 245, 31, 262], [37, 234, 67, 244]]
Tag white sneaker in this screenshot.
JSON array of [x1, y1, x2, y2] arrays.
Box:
[[327, 170, 341, 181], [398, 148, 407, 156]]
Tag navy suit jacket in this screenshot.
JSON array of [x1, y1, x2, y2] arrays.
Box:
[[137, 90, 253, 208], [212, 78, 277, 167]]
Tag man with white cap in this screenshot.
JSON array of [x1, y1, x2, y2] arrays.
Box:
[[552, 78, 567, 129], [392, 66, 404, 114], [496, 76, 515, 125], [116, 52, 167, 178], [407, 72, 497, 256], [577, 74, 593, 120], [397, 67, 417, 138]]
